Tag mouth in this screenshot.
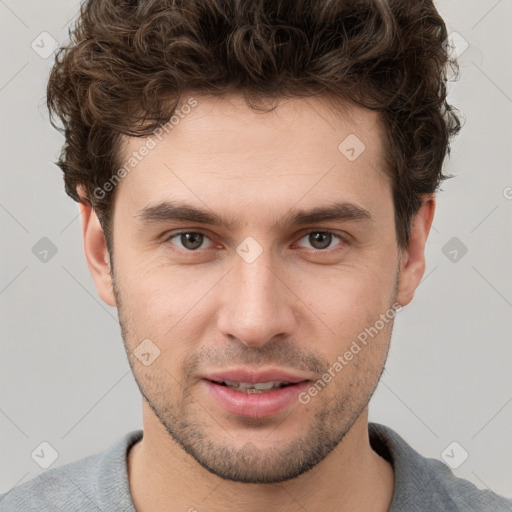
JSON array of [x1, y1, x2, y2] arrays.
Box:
[[201, 370, 312, 418], [205, 379, 296, 393]]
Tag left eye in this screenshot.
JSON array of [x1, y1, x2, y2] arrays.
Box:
[[295, 230, 343, 251], [166, 230, 344, 252]]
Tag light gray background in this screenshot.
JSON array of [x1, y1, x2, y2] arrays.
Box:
[[1, 0, 511, 500]]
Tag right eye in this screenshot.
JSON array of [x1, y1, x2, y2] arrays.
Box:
[[165, 231, 212, 251]]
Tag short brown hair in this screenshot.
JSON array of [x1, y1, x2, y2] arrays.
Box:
[[47, 0, 461, 250]]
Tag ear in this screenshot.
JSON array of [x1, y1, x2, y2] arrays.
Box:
[[77, 187, 116, 307], [396, 195, 436, 307]]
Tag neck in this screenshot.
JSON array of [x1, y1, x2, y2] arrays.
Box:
[[127, 404, 394, 512]]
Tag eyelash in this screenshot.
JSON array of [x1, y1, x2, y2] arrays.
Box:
[[164, 229, 347, 254]]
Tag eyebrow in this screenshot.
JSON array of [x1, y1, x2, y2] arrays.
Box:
[[134, 200, 373, 229]]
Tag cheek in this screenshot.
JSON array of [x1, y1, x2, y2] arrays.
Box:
[[117, 250, 191, 307], [301, 263, 394, 321], [115, 262, 215, 360], [294, 262, 397, 364]]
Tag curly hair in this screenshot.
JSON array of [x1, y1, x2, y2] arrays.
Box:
[[47, 0, 461, 250]]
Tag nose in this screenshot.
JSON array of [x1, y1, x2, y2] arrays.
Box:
[[216, 246, 297, 348]]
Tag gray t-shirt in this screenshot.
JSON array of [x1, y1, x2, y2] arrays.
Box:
[[1, 423, 510, 511]]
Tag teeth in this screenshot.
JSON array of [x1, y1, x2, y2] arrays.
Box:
[[223, 379, 241, 387], [220, 380, 290, 393], [253, 382, 278, 390]]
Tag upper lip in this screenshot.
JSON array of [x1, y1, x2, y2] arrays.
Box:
[[203, 367, 312, 384]]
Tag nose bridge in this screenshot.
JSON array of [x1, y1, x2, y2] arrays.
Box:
[[217, 242, 295, 347]]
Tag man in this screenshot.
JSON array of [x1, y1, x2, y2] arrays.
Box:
[[1, 0, 510, 510]]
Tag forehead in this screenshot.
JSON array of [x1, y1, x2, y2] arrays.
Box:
[[115, 93, 391, 227]]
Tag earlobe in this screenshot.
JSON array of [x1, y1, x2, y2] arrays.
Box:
[[396, 196, 436, 307], [78, 191, 116, 307]]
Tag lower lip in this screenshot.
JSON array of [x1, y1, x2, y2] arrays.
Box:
[[203, 379, 310, 418]]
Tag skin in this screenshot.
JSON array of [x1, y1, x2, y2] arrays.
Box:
[[79, 93, 435, 512]]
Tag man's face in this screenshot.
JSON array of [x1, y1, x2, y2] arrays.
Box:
[[110, 94, 401, 483]]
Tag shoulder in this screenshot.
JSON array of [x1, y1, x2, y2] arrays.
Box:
[[369, 423, 512, 512], [0, 430, 142, 512], [0, 451, 103, 511]]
